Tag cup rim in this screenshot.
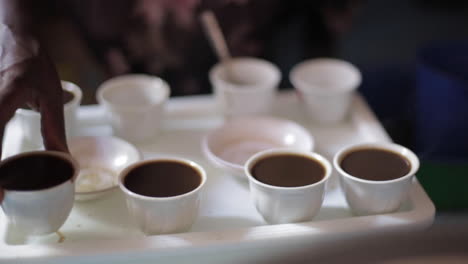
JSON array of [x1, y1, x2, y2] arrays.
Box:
[[61, 80, 83, 109], [96, 74, 170, 112], [333, 142, 420, 184], [290, 58, 361, 95], [15, 80, 83, 116], [118, 157, 206, 201], [201, 134, 244, 172], [245, 148, 332, 191], [209, 57, 281, 93], [0, 150, 79, 193]]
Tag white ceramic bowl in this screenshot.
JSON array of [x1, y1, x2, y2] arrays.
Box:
[[209, 57, 281, 118], [69, 136, 141, 201], [96, 74, 170, 143], [0, 151, 78, 235], [290, 58, 361, 124], [202, 117, 314, 179], [333, 142, 419, 215], [245, 148, 332, 224], [118, 158, 207, 235]]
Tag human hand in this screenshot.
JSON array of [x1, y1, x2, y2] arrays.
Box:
[[0, 45, 68, 203]]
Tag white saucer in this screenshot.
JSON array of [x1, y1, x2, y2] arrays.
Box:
[[69, 136, 141, 201], [202, 116, 314, 179]]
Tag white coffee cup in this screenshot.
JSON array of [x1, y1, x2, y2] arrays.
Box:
[[245, 149, 332, 224], [334, 142, 419, 216], [0, 151, 78, 236], [97, 74, 170, 144], [119, 158, 206, 235], [290, 58, 361, 124], [15, 81, 82, 147], [209, 57, 281, 118]]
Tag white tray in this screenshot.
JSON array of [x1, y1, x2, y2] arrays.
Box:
[[0, 91, 435, 264]]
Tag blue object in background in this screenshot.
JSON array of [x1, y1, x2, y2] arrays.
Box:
[[416, 41, 468, 160], [358, 65, 416, 148], [359, 65, 415, 121]]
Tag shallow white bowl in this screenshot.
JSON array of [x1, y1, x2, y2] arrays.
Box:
[[69, 136, 141, 201], [202, 117, 314, 179]]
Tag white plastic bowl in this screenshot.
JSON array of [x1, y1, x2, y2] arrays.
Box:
[[202, 117, 314, 179], [69, 136, 141, 201]]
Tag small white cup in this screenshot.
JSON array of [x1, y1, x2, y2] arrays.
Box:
[[15, 81, 82, 147], [290, 58, 361, 124], [119, 158, 206, 235], [245, 149, 332, 224], [0, 151, 78, 236], [334, 142, 419, 216], [97, 74, 170, 143], [209, 57, 281, 118]]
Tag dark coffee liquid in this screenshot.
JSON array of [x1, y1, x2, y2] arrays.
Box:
[[21, 90, 74, 110], [340, 148, 411, 181], [0, 154, 74, 190], [251, 154, 325, 187], [123, 161, 201, 197]]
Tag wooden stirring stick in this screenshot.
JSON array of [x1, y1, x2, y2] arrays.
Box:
[[200, 10, 235, 82]]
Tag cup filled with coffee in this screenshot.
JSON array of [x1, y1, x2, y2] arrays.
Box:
[[245, 149, 331, 224], [0, 151, 78, 236], [97, 74, 170, 144], [209, 57, 281, 118], [290, 58, 361, 124], [119, 158, 206, 235], [334, 142, 419, 216], [15, 81, 82, 147]]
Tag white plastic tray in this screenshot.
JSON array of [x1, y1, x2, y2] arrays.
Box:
[[0, 91, 435, 264]]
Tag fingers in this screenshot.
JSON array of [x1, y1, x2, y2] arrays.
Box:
[[0, 126, 5, 204], [0, 117, 6, 161], [37, 53, 69, 153], [38, 81, 69, 153], [39, 100, 68, 153]]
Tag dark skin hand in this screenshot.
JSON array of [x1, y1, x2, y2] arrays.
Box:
[[0, 49, 69, 203], [0, 0, 69, 203]]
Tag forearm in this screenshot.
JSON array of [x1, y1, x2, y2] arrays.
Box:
[[0, 0, 43, 74]]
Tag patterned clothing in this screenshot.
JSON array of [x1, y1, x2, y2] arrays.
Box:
[[40, 0, 356, 95]]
